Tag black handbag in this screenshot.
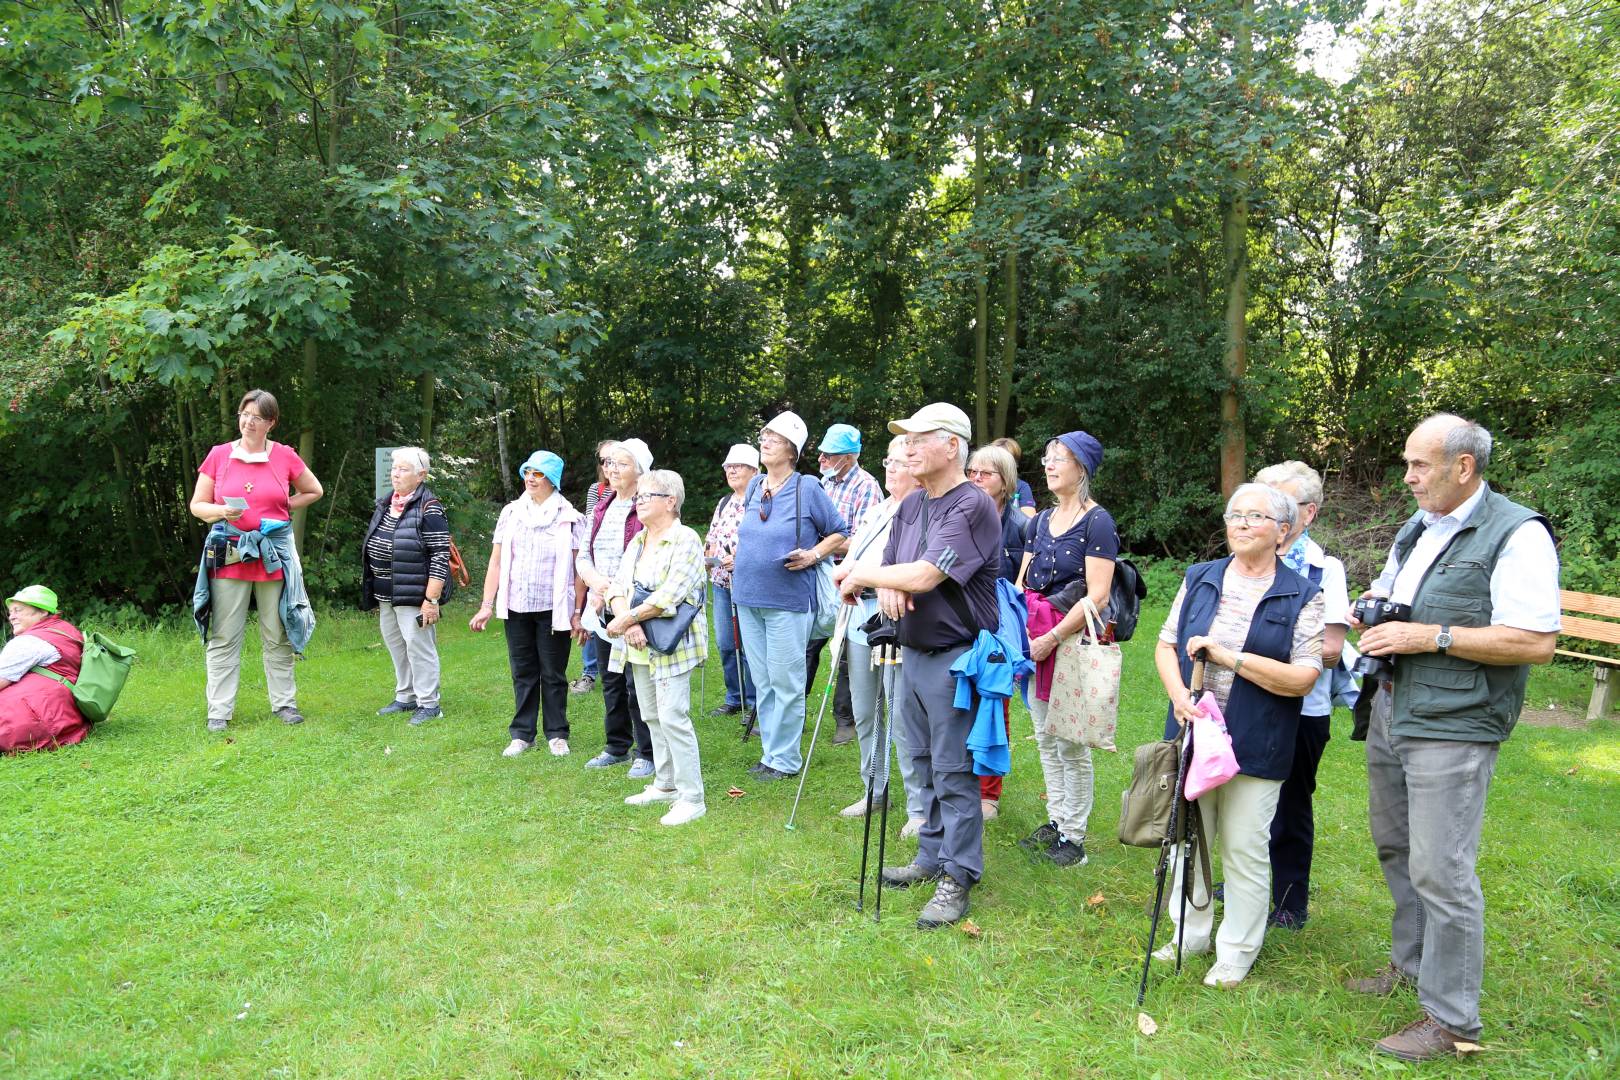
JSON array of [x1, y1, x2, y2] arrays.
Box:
[[630, 583, 703, 654]]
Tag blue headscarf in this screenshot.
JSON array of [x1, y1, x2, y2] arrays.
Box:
[[1054, 431, 1103, 477], [518, 450, 564, 490]]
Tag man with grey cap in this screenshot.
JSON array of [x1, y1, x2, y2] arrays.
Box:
[[837, 402, 1002, 929], [808, 422, 881, 743]]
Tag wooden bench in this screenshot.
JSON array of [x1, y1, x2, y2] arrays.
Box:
[[1557, 590, 1620, 721]]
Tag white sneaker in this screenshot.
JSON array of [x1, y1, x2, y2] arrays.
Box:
[[625, 785, 680, 806], [980, 799, 999, 821], [1203, 961, 1248, 989], [839, 797, 870, 818], [899, 816, 926, 840], [1152, 939, 1211, 963], [660, 800, 707, 826], [547, 737, 570, 757], [502, 739, 532, 758]]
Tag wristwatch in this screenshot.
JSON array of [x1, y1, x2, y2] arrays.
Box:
[[1435, 624, 1453, 654]]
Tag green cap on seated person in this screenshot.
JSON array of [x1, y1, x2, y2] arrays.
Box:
[[6, 584, 58, 614]]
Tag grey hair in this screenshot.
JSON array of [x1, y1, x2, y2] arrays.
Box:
[[640, 468, 685, 514], [968, 445, 1019, 501], [1227, 482, 1298, 532], [1428, 413, 1494, 471], [1253, 460, 1323, 507], [391, 446, 430, 475]]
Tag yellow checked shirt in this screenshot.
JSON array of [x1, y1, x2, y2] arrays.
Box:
[[605, 523, 709, 679]]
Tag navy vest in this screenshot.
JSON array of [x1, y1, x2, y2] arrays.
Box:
[[360, 486, 450, 610], [1163, 556, 1321, 781]]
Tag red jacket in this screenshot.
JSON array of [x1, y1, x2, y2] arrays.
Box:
[[1, 615, 90, 753]]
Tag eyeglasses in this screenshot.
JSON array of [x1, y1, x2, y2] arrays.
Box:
[[723, 463, 752, 471], [1039, 454, 1073, 467], [599, 457, 613, 467], [634, 491, 673, 503], [882, 458, 902, 468], [237, 413, 268, 426], [604, 459, 632, 471], [966, 468, 998, 481], [1223, 511, 1280, 527]]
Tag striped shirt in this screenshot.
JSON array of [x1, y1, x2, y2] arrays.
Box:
[[364, 502, 452, 603], [607, 523, 709, 678]]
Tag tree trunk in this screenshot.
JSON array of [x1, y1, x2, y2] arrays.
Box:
[[1219, 0, 1254, 499], [972, 127, 990, 442], [494, 383, 512, 497], [993, 246, 1018, 440], [419, 371, 435, 447], [293, 336, 317, 553]]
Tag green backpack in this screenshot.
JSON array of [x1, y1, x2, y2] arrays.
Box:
[[31, 631, 137, 724]]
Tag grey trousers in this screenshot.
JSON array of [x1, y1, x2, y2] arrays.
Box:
[[205, 576, 297, 721], [377, 600, 441, 709], [630, 664, 704, 805], [897, 645, 983, 887], [847, 637, 924, 819], [1367, 685, 1499, 1039]]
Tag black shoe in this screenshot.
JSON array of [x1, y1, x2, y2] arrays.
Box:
[[1043, 837, 1088, 868], [408, 706, 442, 726], [917, 877, 971, 929], [831, 721, 856, 745], [274, 706, 306, 725], [377, 699, 415, 716], [711, 702, 742, 717], [747, 761, 769, 775], [880, 862, 942, 890], [1268, 908, 1308, 930], [1019, 821, 1060, 851], [755, 765, 797, 782]]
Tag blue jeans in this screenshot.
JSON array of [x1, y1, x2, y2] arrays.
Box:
[[711, 584, 754, 708], [737, 604, 813, 773], [581, 633, 599, 680]]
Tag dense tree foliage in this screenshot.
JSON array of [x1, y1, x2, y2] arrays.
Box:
[[1, 0, 1615, 614]]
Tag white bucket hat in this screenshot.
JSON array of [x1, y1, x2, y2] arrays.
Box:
[[722, 443, 761, 469], [762, 411, 809, 454]]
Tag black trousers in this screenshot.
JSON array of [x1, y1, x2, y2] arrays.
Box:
[[804, 636, 854, 723], [505, 612, 573, 742], [601, 665, 652, 760], [1269, 712, 1332, 916]]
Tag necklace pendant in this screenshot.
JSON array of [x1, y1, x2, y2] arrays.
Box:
[[243, 482, 254, 494]]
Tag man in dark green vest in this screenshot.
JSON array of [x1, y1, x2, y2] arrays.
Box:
[[1347, 414, 1561, 1061]]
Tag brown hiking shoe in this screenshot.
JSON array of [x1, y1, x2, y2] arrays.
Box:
[[1346, 962, 1414, 996], [1375, 1015, 1470, 1061]]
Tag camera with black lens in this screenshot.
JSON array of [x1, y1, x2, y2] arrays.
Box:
[[1352, 596, 1412, 680]]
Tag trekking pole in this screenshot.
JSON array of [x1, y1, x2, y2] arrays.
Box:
[[788, 604, 852, 830], [1172, 655, 1206, 973], [870, 637, 900, 921], [856, 615, 899, 913], [1136, 653, 1204, 1005]]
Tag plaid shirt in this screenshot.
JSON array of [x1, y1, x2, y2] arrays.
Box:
[[822, 465, 882, 564], [606, 522, 708, 678]]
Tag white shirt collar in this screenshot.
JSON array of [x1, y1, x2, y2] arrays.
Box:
[[229, 439, 272, 464], [1422, 482, 1486, 529]]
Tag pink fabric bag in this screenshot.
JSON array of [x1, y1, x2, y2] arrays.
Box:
[[1183, 691, 1240, 801]]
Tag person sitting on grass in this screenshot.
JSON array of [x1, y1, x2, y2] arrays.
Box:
[[0, 585, 89, 754]]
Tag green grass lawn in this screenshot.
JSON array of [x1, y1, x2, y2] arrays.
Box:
[[3, 601, 1616, 1078]]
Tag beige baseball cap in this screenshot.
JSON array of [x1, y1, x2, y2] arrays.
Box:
[[887, 402, 972, 441]]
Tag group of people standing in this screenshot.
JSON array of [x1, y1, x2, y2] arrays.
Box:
[[7, 392, 1561, 1064]]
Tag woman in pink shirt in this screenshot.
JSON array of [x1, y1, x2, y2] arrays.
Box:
[[188, 389, 324, 732]]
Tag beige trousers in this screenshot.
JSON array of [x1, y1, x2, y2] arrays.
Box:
[[206, 577, 297, 721]]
